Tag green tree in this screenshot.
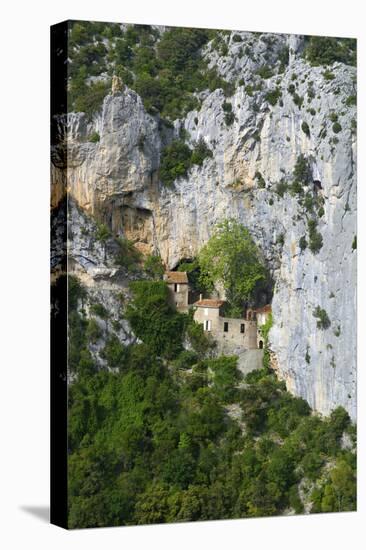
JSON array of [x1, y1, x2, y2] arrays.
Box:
[[198, 219, 268, 311], [159, 140, 192, 186], [125, 280, 186, 358]]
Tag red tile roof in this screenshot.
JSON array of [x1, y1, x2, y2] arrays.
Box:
[[164, 271, 188, 284], [194, 299, 225, 308], [254, 304, 272, 314]]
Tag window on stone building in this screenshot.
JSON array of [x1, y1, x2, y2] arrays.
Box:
[[224, 322, 229, 332], [174, 283, 178, 292], [240, 324, 245, 333], [204, 320, 212, 331]]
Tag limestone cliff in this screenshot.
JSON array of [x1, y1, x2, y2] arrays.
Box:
[[52, 30, 357, 419]]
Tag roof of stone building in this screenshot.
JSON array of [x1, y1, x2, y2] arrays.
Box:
[[194, 299, 225, 308], [254, 304, 272, 314], [164, 271, 188, 284]]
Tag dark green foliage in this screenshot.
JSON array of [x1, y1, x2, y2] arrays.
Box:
[[311, 456, 356, 513], [308, 218, 323, 253], [275, 180, 288, 197], [265, 88, 281, 106], [318, 206, 325, 217], [278, 46, 290, 71], [322, 70, 335, 80], [206, 356, 241, 403], [329, 112, 338, 123], [66, 22, 231, 121], [303, 192, 315, 212], [86, 318, 102, 344], [346, 95, 357, 107], [256, 65, 274, 79], [222, 101, 235, 126], [303, 36, 356, 67], [186, 320, 215, 357], [293, 154, 312, 185], [290, 180, 304, 195], [299, 236, 307, 251], [332, 122, 342, 133], [143, 254, 165, 279], [352, 235, 357, 250], [160, 140, 192, 186], [198, 219, 268, 311], [90, 303, 109, 320], [313, 306, 330, 329], [68, 306, 356, 527], [160, 138, 213, 186], [95, 223, 111, 243], [100, 335, 129, 370], [70, 79, 111, 120], [89, 131, 100, 143], [245, 84, 254, 96], [255, 171, 266, 188], [293, 93, 303, 108], [125, 280, 186, 358], [191, 138, 213, 166], [173, 350, 199, 370], [68, 275, 87, 311], [277, 233, 285, 246], [301, 121, 310, 137], [176, 258, 206, 294]]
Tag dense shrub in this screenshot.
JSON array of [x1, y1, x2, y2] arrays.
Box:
[[88, 131, 100, 143], [346, 95, 356, 107], [66, 23, 232, 121], [69, 79, 111, 119], [313, 306, 330, 329], [322, 70, 335, 80], [256, 65, 274, 79], [301, 121, 310, 137], [160, 140, 192, 186], [125, 280, 187, 358], [303, 36, 356, 67], [255, 171, 266, 188], [293, 154, 312, 185], [275, 180, 288, 197], [160, 138, 213, 186], [265, 87, 281, 106], [67, 279, 356, 528], [307, 219, 323, 253], [190, 138, 213, 166]]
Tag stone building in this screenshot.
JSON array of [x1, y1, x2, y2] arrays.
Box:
[[193, 298, 258, 350], [164, 271, 189, 312]]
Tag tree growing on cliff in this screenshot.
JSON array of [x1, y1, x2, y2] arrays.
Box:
[[198, 219, 268, 314]]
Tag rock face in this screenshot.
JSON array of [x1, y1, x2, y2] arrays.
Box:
[[52, 31, 357, 419]]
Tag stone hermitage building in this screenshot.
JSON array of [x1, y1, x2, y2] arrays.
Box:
[[164, 272, 271, 350]]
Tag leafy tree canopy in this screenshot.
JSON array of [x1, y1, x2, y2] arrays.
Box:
[[198, 219, 268, 311]]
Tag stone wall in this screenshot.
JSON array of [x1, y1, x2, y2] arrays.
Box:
[[194, 306, 258, 350]]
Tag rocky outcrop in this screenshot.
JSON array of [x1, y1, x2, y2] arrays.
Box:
[[52, 31, 357, 419]]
